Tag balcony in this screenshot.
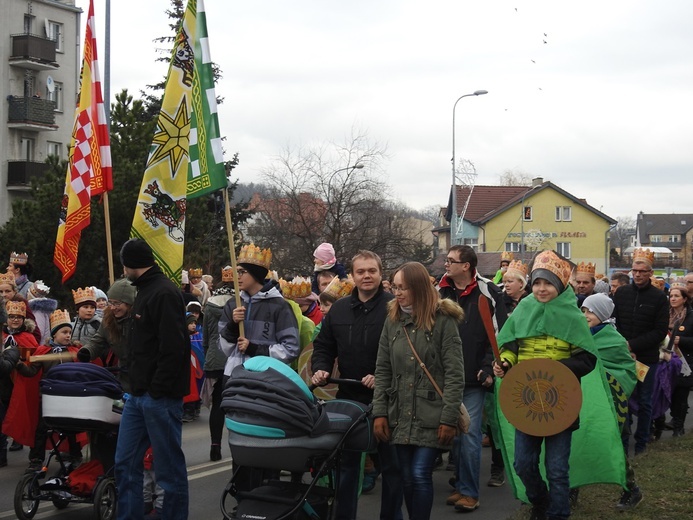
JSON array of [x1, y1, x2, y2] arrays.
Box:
[[7, 161, 51, 190], [7, 96, 58, 131], [9, 34, 59, 70]]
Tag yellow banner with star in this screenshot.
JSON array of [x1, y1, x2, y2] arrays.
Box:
[[130, 0, 197, 282]]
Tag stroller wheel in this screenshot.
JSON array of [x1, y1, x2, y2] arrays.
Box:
[[52, 495, 70, 509], [93, 477, 117, 520], [14, 474, 41, 520]]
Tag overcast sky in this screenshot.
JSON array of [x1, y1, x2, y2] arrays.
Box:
[[77, 0, 692, 221]]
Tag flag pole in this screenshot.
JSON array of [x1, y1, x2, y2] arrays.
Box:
[[104, 0, 114, 287], [223, 188, 244, 337], [104, 193, 115, 285]]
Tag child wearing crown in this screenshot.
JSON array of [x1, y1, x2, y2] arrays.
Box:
[[70, 287, 102, 348], [15, 309, 83, 471]]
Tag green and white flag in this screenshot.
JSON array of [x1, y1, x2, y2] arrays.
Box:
[[187, 0, 226, 199]]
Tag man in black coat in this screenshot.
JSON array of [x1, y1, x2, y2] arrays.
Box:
[[612, 248, 668, 455], [114, 239, 190, 520]]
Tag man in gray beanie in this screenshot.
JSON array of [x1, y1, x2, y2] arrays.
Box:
[[114, 239, 191, 520]]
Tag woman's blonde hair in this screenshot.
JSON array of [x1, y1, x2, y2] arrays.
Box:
[[388, 262, 441, 331]]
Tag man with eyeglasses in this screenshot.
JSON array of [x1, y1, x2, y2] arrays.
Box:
[[612, 248, 668, 456], [438, 245, 508, 512]]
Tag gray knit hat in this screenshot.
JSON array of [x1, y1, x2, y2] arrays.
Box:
[[581, 293, 614, 323], [107, 278, 137, 306]]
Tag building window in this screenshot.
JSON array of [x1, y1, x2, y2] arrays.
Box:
[[555, 206, 572, 222], [47, 81, 63, 112], [650, 235, 661, 243], [21, 138, 35, 161], [523, 206, 533, 221], [669, 235, 679, 243], [556, 242, 571, 259], [47, 21, 64, 52], [47, 141, 62, 159], [463, 238, 478, 252], [505, 242, 523, 253], [24, 15, 34, 34]]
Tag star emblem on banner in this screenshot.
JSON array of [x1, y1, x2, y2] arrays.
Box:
[[147, 96, 191, 177]]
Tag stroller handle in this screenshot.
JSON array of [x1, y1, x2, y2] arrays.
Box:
[[309, 377, 363, 391]]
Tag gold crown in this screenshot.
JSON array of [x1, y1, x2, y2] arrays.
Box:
[[670, 281, 686, 291], [323, 276, 355, 299], [6, 300, 26, 317], [29, 280, 50, 297], [0, 272, 16, 287], [505, 260, 528, 280], [280, 276, 312, 300], [650, 276, 665, 290], [50, 309, 72, 333], [532, 250, 572, 288], [189, 268, 203, 278], [576, 261, 596, 276], [238, 243, 272, 269], [9, 252, 28, 265], [72, 287, 96, 305], [269, 270, 280, 281], [500, 251, 514, 262], [633, 248, 655, 267], [221, 266, 234, 282]]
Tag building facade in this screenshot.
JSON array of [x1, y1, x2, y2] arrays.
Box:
[[634, 212, 693, 271], [1, 0, 80, 224]]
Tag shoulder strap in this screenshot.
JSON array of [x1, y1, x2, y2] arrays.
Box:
[[402, 326, 444, 399]]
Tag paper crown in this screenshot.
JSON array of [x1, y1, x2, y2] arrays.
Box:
[[576, 261, 596, 276], [50, 309, 72, 333], [505, 260, 528, 280], [650, 277, 665, 291], [269, 270, 280, 282], [221, 266, 234, 283], [0, 272, 15, 287], [670, 281, 687, 291], [29, 280, 50, 297], [633, 248, 655, 267], [323, 276, 355, 299], [238, 243, 271, 269], [6, 300, 26, 317], [280, 276, 312, 300], [532, 250, 572, 288], [9, 252, 28, 265], [500, 251, 514, 262], [189, 268, 203, 278], [72, 287, 96, 305]]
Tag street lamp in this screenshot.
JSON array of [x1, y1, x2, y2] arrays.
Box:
[[450, 90, 487, 245]]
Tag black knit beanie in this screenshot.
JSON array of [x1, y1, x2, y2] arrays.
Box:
[[240, 262, 268, 284], [530, 268, 565, 293], [120, 239, 155, 268]]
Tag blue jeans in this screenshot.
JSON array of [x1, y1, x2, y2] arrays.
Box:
[[623, 364, 655, 455], [337, 440, 403, 520], [115, 393, 189, 520], [455, 386, 485, 499], [514, 429, 572, 520], [395, 445, 438, 520]]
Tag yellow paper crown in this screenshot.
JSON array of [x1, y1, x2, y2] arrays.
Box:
[[189, 268, 203, 278], [633, 248, 655, 267], [6, 300, 26, 317], [670, 281, 686, 291], [280, 276, 312, 300], [576, 261, 596, 276], [238, 243, 272, 270], [9, 252, 28, 265], [0, 272, 16, 287], [221, 266, 234, 283], [532, 250, 572, 288], [323, 276, 355, 299], [72, 287, 96, 305], [500, 251, 514, 262], [505, 260, 528, 280], [50, 309, 72, 333]]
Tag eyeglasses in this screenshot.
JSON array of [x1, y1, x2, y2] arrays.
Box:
[[7, 315, 24, 320], [237, 269, 248, 276], [108, 300, 125, 307], [391, 286, 409, 293], [631, 269, 652, 274], [444, 258, 466, 265]]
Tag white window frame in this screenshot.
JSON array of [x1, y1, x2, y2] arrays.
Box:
[[555, 206, 572, 222], [47, 80, 64, 112], [47, 21, 64, 52], [505, 242, 522, 253], [669, 235, 679, 243], [47, 141, 62, 159], [463, 238, 478, 252], [21, 138, 35, 161], [556, 242, 571, 259], [650, 235, 661, 243], [523, 206, 533, 221]]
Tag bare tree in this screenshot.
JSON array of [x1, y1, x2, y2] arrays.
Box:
[[499, 169, 532, 186], [610, 216, 636, 263], [247, 130, 433, 276]]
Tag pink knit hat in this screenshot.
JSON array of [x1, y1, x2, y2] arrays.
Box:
[[314, 243, 336, 264]]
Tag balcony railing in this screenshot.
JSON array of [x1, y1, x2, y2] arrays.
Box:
[[7, 96, 57, 128], [7, 161, 50, 188], [10, 34, 58, 68]]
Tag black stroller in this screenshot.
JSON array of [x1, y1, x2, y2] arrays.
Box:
[[220, 357, 374, 520], [14, 363, 123, 520]]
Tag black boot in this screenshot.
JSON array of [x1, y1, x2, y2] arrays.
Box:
[[673, 428, 685, 437]]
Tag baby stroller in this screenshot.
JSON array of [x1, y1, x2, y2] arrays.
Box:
[[14, 363, 123, 520], [220, 357, 374, 520]]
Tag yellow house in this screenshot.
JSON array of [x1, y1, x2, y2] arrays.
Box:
[[478, 178, 616, 273]]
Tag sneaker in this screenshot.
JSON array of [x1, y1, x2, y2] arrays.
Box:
[[182, 411, 194, 423], [210, 444, 222, 461], [26, 459, 44, 473], [362, 471, 378, 494], [454, 495, 480, 512], [9, 441, 23, 452], [616, 487, 643, 511], [487, 469, 505, 487], [446, 491, 463, 506]]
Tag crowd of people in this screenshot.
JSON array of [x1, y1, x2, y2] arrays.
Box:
[[0, 242, 691, 520]]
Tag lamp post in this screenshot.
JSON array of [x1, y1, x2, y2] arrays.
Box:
[[450, 90, 487, 245]]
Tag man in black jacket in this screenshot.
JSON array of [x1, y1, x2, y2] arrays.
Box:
[[312, 250, 402, 520], [114, 239, 190, 520], [612, 248, 668, 455]]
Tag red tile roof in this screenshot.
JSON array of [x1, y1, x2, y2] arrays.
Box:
[[449, 185, 530, 221]]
